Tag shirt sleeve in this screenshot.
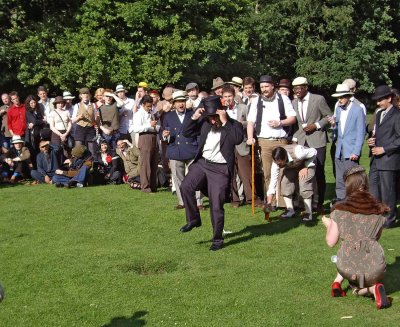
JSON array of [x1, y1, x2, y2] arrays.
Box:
[[247, 96, 259, 123], [282, 95, 297, 117], [267, 162, 280, 195], [294, 145, 317, 167]]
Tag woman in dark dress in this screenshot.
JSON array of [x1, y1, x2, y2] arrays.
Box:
[[24, 95, 45, 167], [92, 139, 121, 185]]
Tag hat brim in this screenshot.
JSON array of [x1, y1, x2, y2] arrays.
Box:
[[115, 89, 127, 93], [227, 81, 242, 87], [332, 91, 354, 97], [173, 97, 187, 102], [372, 91, 393, 100], [63, 96, 75, 100], [211, 83, 225, 90], [12, 140, 24, 144]]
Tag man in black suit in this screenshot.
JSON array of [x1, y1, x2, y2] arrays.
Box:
[[179, 95, 244, 251], [368, 85, 400, 228]]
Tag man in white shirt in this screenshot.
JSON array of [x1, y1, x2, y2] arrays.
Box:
[[266, 145, 317, 221], [37, 85, 55, 120], [185, 82, 202, 110], [115, 84, 135, 141], [179, 95, 243, 251], [133, 95, 159, 193], [246, 75, 297, 204]]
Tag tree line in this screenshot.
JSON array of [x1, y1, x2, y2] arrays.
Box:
[[0, 0, 399, 97]]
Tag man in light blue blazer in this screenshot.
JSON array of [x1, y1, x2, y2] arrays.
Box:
[[329, 84, 365, 201]]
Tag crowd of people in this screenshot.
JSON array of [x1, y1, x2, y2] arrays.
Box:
[[1, 75, 398, 309]]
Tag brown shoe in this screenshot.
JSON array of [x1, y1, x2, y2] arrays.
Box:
[[197, 205, 206, 211], [231, 202, 240, 208], [313, 205, 326, 215], [175, 204, 185, 209]]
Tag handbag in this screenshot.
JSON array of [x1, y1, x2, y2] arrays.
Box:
[[54, 110, 74, 148]]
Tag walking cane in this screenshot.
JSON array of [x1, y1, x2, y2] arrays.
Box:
[[251, 143, 255, 215]]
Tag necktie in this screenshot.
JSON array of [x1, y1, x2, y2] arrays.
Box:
[[380, 110, 387, 124], [299, 99, 305, 122]]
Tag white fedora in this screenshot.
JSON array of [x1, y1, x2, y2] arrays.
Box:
[[332, 84, 354, 97]]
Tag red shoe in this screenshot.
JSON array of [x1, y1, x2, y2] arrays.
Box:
[[331, 282, 346, 297], [375, 283, 392, 309]]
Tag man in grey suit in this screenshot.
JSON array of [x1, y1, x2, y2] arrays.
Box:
[[368, 85, 400, 228], [222, 85, 263, 208], [328, 84, 366, 201], [292, 77, 332, 214]]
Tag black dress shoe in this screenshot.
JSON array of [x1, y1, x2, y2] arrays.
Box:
[[180, 220, 202, 232], [55, 183, 64, 188], [209, 243, 223, 251]]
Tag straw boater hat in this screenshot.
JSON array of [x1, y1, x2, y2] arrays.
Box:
[[331, 84, 354, 97], [11, 135, 24, 144], [292, 77, 308, 86], [227, 77, 243, 88], [115, 84, 127, 93], [62, 91, 75, 100], [172, 90, 187, 102], [53, 96, 65, 105], [211, 77, 225, 90]]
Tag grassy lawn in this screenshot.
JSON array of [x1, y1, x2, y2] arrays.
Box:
[[0, 143, 399, 326]]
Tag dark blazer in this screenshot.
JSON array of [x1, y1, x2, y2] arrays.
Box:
[[373, 106, 400, 170], [182, 115, 244, 175], [162, 110, 198, 161], [93, 150, 119, 176], [36, 147, 61, 176]]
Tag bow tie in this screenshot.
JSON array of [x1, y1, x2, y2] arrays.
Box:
[[339, 105, 348, 110]]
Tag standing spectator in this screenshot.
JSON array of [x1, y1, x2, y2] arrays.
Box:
[[116, 139, 140, 188], [277, 79, 292, 98], [328, 84, 365, 202], [133, 95, 159, 193], [241, 76, 258, 108], [94, 88, 105, 111], [185, 82, 202, 110], [226, 77, 244, 104], [37, 85, 55, 120], [210, 77, 225, 96], [115, 84, 135, 141], [97, 90, 124, 150], [7, 91, 26, 138], [63, 91, 76, 140], [162, 90, 202, 209], [179, 96, 244, 251], [132, 82, 148, 113], [48, 96, 72, 159], [30, 140, 61, 184], [322, 166, 391, 309], [92, 139, 121, 185], [246, 75, 297, 205], [367, 85, 400, 228], [24, 95, 46, 166], [222, 85, 263, 208], [1, 93, 12, 152], [71, 87, 97, 155], [292, 77, 332, 214]]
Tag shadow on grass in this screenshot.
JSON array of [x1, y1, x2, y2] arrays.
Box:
[[222, 218, 302, 248], [101, 310, 148, 327], [385, 256, 400, 294]]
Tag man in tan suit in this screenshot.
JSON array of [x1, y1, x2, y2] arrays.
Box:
[[291, 77, 332, 213]]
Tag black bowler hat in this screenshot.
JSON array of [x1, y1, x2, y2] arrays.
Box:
[[372, 85, 393, 100], [202, 95, 223, 116], [258, 75, 274, 84]]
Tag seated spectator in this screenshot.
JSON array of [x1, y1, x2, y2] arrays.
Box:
[[30, 140, 62, 184], [92, 139, 121, 185], [266, 145, 317, 221], [0, 135, 32, 183], [52, 145, 93, 188], [322, 166, 391, 309], [116, 139, 140, 189]]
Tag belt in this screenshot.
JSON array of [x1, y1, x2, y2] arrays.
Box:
[[139, 132, 157, 135], [202, 157, 226, 165], [260, 137, 287, 141]]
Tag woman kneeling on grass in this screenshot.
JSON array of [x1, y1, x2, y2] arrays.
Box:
[[322, 166, 392, 309]]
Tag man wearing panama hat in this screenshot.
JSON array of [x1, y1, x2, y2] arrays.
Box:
[[328, 84, 365, 202], [162, 90, 202, 209], [367, 85, 400, 228]]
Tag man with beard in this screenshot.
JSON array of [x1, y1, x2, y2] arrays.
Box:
[[179, 95, 243, 251], [246, 75, 296, 212]]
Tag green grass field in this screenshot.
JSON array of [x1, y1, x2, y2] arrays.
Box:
[[1, 143, 399, 326]]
